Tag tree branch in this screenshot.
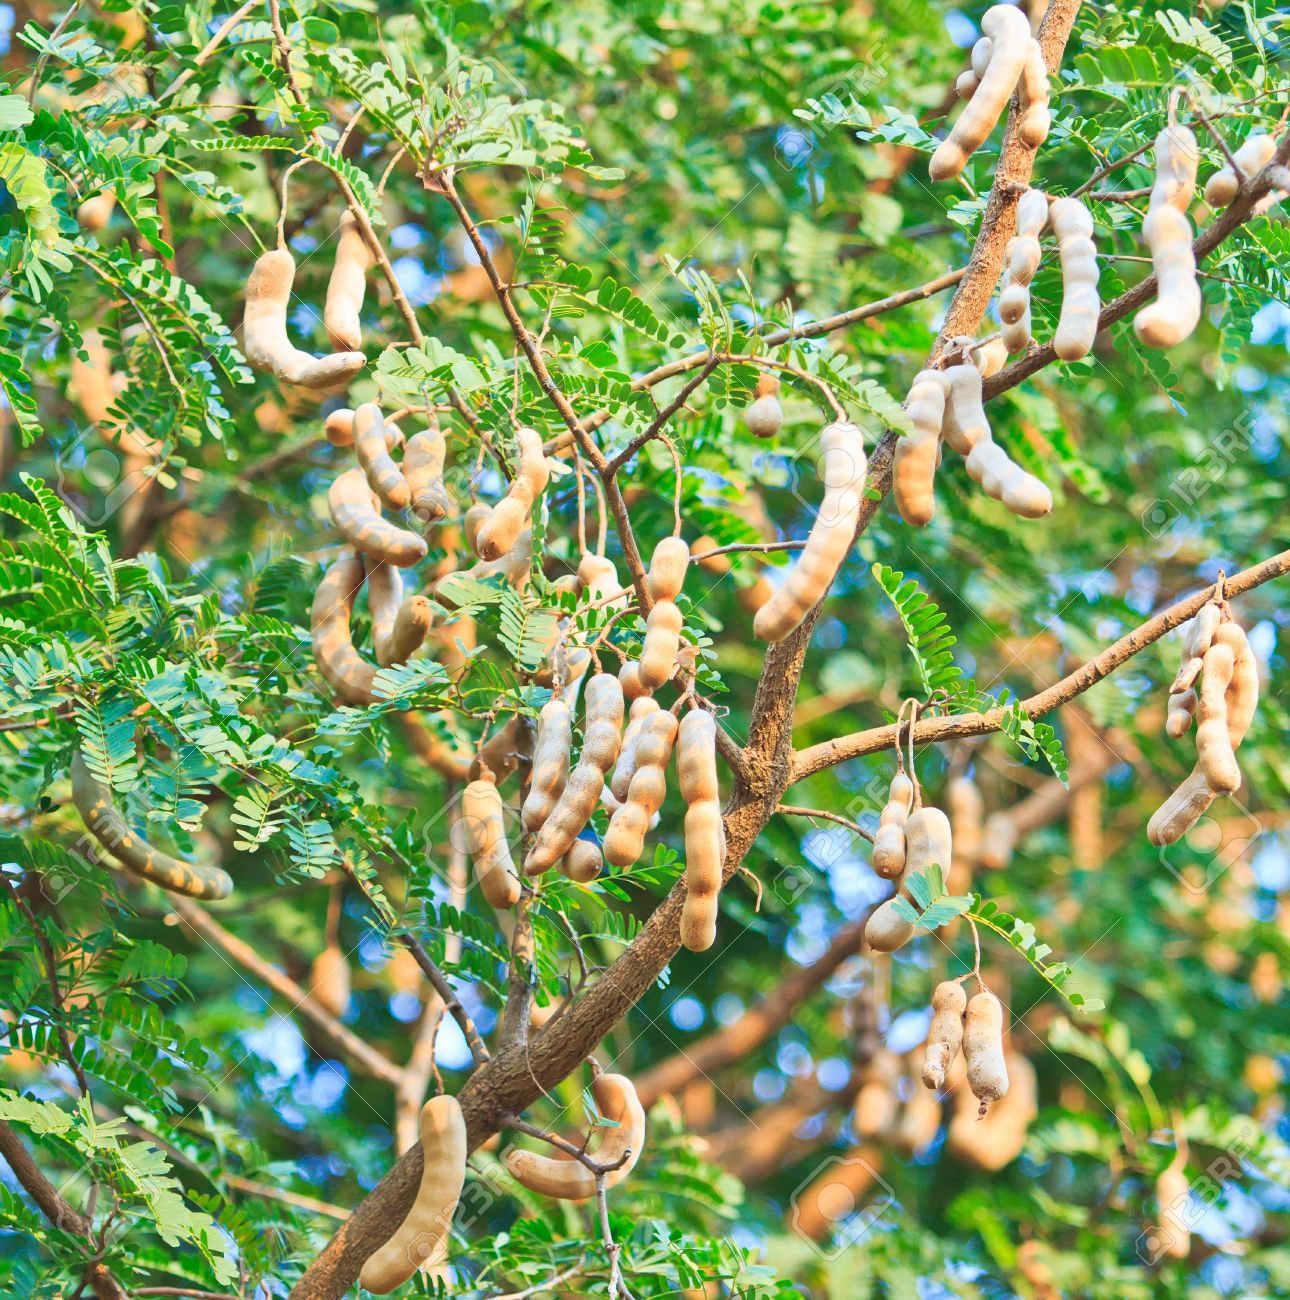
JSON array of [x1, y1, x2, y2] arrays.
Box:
[[791, 549, 1290, 781]]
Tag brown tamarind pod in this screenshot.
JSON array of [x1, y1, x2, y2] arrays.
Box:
[[678, 709, 724, 951], [610, 696, 662, 802], [476, 428, 549, 561], [462, 772, 521, 908], [603, 709, 678, 868], [871, 772, 914, 878], [560, 837, 604, 883], [921, 980, 967, 1089], [470, 716, 533, 784], [522, 699, 572, 832], [71, 752, 234, 899], [366, 560, 431, 667], [323, 211, 371, 352], [353, 404, 410, 511], [242, 249, 366, 389], [963, 990, 1009, 1115], [328, 468, 427, 567], [1195, 641, 1239, 794], [311, 552, 379, 705], [743, 374, 783, 439], [524, 674, 625, 875], [403, 426, 451, 527]]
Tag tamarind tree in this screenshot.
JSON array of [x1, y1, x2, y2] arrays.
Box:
[[2, 1, 1289, 1297]]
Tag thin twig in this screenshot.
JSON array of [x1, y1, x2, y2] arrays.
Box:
[[776, 804, 875, 843]]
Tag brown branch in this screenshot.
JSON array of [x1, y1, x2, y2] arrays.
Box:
[[224, 1173, 349, 1221], [499, 891, 535, 1054], [394, 928, 491, 1068], [791, 549, 1290, 781], [776, 804, 875, 843], [169, 896, 403, 1086], [606, 356, 721, 474]]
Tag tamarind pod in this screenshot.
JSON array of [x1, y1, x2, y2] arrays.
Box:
[[324, 409, 356, 447], [1170, 655, 1203, 694], [619, 660, 648, 701], [1204, 132, 1275, 208], [970, 35, 993, 78], [611, 695, 663, 801], [1166, 688, 1197, 738], [70, 751, 233, 899], [1015, 37, 1050, 148], [242, 249, 366, 389], [524, 674, 625, 874], [382, 596, 433, 667], [577, 552, 628, 611], [921, 980, 967, 1089], [929, 5, 1031, 181], [963, 990, 1009, 1114], [1182, 603, 1221, 659], [678, 710, 723, 951], [403, 427, 451, 527], [462, 774, 521, 908], [904, 806, 953, 880], [647, 536, 691, 602], [353, 404, 410, 511], [871, 771, 914, 879], [1147, 769, 1216, 845], [462, 526, 532, 590], [754, 422, 867, 641], [359, 1095, 467, 1293], [638, 600, 684, 690], [974, 336, 1008, 378], [77, 191, 117, 231], [604, 710, 678, 868], [310, 943, 352, 1018], [998, 188, 1047, 353], [470, 715, 533, 784], [504, 1073, 645, 1201], [311, 552, 378, 705], [328, 468, 427, 567], [979, 811, 1017, 869], [956, 69, 980, 100], [323, 211, 371, 352], [463, 502, 491, 553], [477, 428, 550, 561], [366, 558, 403, 658], [1196, 641, 1239, 794], [893, 373, 948, 527], [1135, 126, 1202, 349], [737, 572, 774, 614], [521, 699, 573, 832], [676, 708, 720, 804], [744, 375, 783, 438], [947, 775, 984, 894], [1214, 622, 1258, 740], [560, 837, 604, 883], [1155, 1162, 1192, 1260], [1050, 196, 1100, 360], [864, 898, 916, 952]]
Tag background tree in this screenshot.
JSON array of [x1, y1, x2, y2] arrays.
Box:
[[1, 1, 1288, 1298]]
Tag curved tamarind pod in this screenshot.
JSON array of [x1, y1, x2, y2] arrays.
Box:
[[366, 559, 405, 666], [321, 409, 402, 450], [462, 773, 521, 908], [1215, 622, 1258, 740], [577, 552, 628, 611], [1204, 132, 1275, 208], [1182, 603, 1222, 658], [328, 468, 427, 567], [963, 990, 1009, 1115], [946, 364, 1052, 518], [894, 372, 949, 527], [310, 943, 351, 1018], [461, 526, 532, 590], [403, 427, 451, 527], [525, 674, 625, 875], [359, 1095, 466, 1293], [743, 374, 783, 438], [1050, 196, 1100, 360], [323, 212, 371, 352], [1196, 641, 1239, 794], [505, 1073, 645, 1201], [754, 422, 867, 641], [353, 404, 410, 511], [522, 699, 573, 832], [1170, 655, 1203, 695], [476, 428, 549, 561], [979, 810, 1018, 869], [678, 710, 724, 952], [560, 837, 604, 883], [71, 751, 233, 899], [999, 188, 1048, 353], [871, 772, 914, 879], [921, 980, 968, 1089], [1166, 688, 1197, 738], [1016, 37, 1050, 148], [385, 597, 432, 666], [311, 552, 378, 705], [929, 5, 1031, 181], [463, 502, 491, 554], [242, 249, 366, 389], [611, 696, 662, 801], [865, 898, 916, 952], [604, 710, 678, 868], [1134, 126, 1202, 349], [906, 805, 953, 879], [947, 775, 983, 894]]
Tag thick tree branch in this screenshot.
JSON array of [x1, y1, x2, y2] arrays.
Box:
[[791, 549, 1290, 781]]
